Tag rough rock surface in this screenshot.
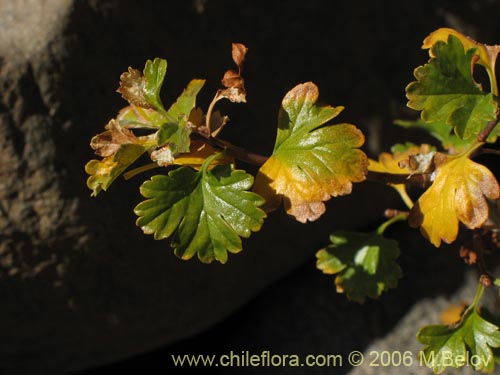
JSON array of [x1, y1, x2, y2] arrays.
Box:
[[1, 0, 500, 373]]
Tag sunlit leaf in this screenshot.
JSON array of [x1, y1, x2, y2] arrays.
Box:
[[165, 79, 206, 126], [254, 82, 367, 223], [422, 28, 500, 87], [409, 154, 500, 247], [116, 58, 169, 113], [154, 78, 205, 156], [117, 105, 167, 129], [172, 141, 233, 169], [87, 61, 206, 195], [406, 34, 497, 140], [418, 306, 500, 374], [117, 78, 205, 132], [368, 144, 435, 208], [143, 58, 168, 112], [156, 119, 191, 154], [134, 155, 266, 263], [369, 143, 435, 175], [316, 231, 402, 303]]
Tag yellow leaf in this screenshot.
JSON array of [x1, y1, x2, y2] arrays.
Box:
[[440, 302, 468, 325], [254, 82, 367, 223], [257, 155, 360, 222], [368, 144, 434, 209], [173, 141, 233, 169], [409, 154, 500, 246], [369, 144, 434, 175]]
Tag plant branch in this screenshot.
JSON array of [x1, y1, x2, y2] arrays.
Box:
[[366, 171, 434, 189], [376, 212, 408, 235], [473, 229, 495, 288], [194, 133, 438, 186], [205, 93, 223, 135], [477, 111, 500, 143], [471, 281, 485, 309], [473, 230, 488, 275], [477, 148, 500, 156], [192, 132, 269, 166], [123, 163, 159, 180]]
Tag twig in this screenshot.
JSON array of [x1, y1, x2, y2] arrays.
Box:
[[477, 111, 500, 143], [193, 132, 269, 166], [194, 132, 436, 186], [477, 148, 500, 156], [366, 171, 434, 189]]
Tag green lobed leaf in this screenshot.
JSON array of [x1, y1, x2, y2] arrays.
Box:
[[406, 34, 497, 140], [143, 58, 168, 112], [165, 78, 206, 124], [117, 77, 205, 132], [254, 82, 367, 223], [156, 79, 206, 151], [316, 231, 402, 303], [134, 155, 267, 263], [117, 106, 168, 129], [86, 67, 206, 195], [418, 307, 500, 374], [273, 84, 344, 149]]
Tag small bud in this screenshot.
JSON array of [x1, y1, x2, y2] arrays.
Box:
[[480, 273, 493, 288]]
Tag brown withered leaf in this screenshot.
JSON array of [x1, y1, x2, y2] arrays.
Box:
[[219, 87, 246, 103], [90, 119, 154, 157], [221, 70, 244, 89], [150, 145, 175, 167], [91, 119, 137, 157], [398, 146, 436, 176], [231, 43, 248, 70], [116, 67, 151, 108], [219, 43, 248, 103], [188, 107, 204, 127]]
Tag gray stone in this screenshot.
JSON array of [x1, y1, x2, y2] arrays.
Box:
[[346, 272, 488, 375]]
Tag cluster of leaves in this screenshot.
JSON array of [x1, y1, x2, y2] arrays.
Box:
[[86, 44, 367, 263], [418, 283, 500, 374], [403, 29, 500, 247], [366, 28, 500, 373], [86, 29, 500, 373]]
